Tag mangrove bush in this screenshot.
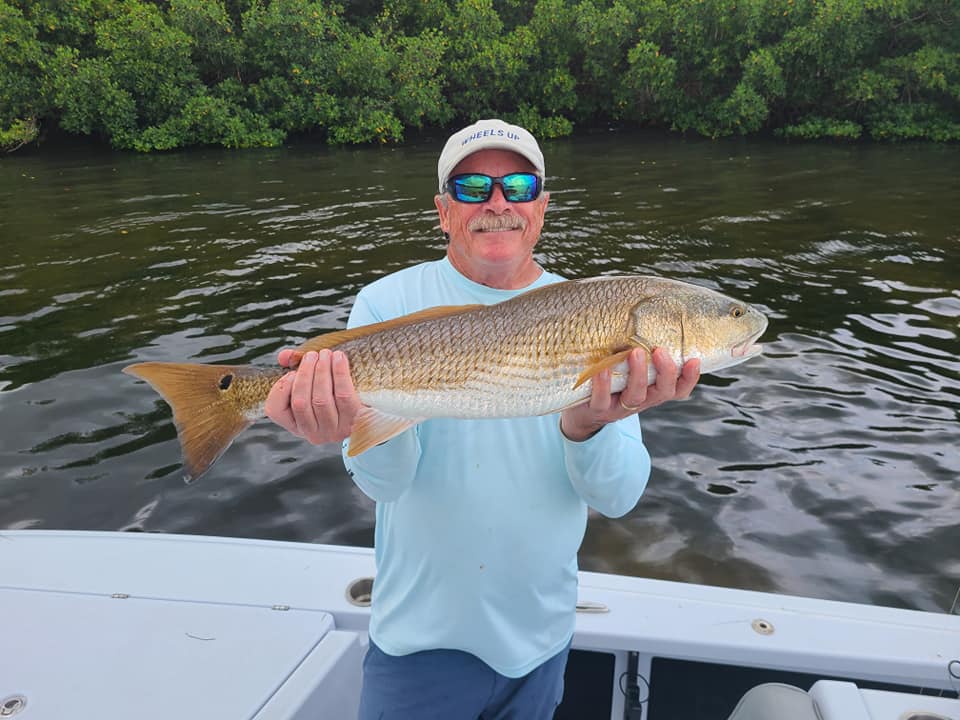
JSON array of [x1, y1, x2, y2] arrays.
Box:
[[1, 0, 957, 151]]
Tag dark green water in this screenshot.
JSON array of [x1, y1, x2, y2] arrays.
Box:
[[1, 133, 958, 613]]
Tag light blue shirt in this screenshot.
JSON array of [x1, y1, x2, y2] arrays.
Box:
[[342, 257, 650, 677]]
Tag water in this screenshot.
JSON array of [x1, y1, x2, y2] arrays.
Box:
[[1, 133, 958, 613]]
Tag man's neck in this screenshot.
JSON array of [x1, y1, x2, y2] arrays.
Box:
[[447, 252, 543, 290]]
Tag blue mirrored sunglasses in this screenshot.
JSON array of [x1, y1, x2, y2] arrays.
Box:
[[445, 173, 542, 203]]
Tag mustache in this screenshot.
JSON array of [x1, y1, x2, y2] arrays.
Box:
[[468, 213, 527, 232]]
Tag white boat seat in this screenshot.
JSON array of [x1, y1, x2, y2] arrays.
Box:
[[726, 683, 822, 720]]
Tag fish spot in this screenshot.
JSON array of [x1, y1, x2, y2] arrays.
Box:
[[218, 374, 234, 391]]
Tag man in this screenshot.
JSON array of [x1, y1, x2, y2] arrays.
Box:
[[265, 119, 700, 719]]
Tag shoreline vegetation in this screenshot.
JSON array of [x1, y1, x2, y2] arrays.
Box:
[[1, 0, 957, 153]]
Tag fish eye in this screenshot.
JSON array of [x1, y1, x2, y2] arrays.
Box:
[[730, 305, 745, 319]]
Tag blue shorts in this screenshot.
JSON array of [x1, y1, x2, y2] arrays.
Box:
[[358, 638, 571, 720]]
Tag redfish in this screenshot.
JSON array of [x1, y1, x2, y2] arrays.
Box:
[[125, 276, 767, 481]]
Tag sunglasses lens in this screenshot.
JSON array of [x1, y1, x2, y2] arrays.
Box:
[[447, 173, 541, 203], [501, 173, 539, 202], [451, 175, 493, 203]]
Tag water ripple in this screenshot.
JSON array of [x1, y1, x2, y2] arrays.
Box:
[[2, 137, 959, 612]]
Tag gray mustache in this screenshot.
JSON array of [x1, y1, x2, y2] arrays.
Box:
[[468, 214, 527, 232]]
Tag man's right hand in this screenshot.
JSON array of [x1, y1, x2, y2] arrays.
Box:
[[265, 349, 362, 445]]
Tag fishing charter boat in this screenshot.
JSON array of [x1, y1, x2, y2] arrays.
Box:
[[2, 530, 958, 719]]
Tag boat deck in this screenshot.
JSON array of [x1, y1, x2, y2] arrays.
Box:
[[2, 531, 958, 719]]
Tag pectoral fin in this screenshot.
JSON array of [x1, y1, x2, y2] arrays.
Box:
[[347, 407, 423, 457], [627, 335, 654, 357], [572, 335, 655, 390], [573, 350, 636, 389]]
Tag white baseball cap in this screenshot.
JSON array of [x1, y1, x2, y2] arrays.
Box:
[[437, 119, 545, 193]]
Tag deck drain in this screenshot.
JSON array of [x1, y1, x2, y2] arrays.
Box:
[[1, 695, 26, 717], [751, 618, 775, 635]]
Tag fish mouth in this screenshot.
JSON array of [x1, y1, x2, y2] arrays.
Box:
[[731, 329, 766, 359]]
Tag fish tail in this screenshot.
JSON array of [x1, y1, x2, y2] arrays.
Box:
[[124, 362, 258, 482]]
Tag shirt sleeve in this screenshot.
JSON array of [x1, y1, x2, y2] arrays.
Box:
[[561, 416, 650, 518], [341, 289, 422, 503]]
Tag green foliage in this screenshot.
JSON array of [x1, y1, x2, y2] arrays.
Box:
[[616, 0, 788, 136], [241, 0, 342, 79], [3, 0, 958, 151], [0, 116, 38, 151], [574, 0, 641, 123], [52, 47, 138, 146], [776, 115, 863, 139], [51, 1, 204, 149], [329, 31, 404, 143], [516, 0, 578, 118], [94, 3, 200, 125], [0, 1, 47, 128], [391, 30, 452, 127], [621, 39, 679, 126], [17, 0, 119, 52], [239, 0, 348, 137], [131, 81, 286, 150], [379, 0, 449, 34], [168, 0, 243, 84], [865, 43, 960, 140], [441, 0, 510, 116]]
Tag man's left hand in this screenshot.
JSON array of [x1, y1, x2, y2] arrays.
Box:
[[559, 347, 701, 441]]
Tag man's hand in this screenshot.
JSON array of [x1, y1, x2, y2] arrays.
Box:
[[264, 349, 362, 445], [559, 347, 701, 441]]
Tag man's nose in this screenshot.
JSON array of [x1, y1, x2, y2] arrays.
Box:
[[483, 182, 510, 210]]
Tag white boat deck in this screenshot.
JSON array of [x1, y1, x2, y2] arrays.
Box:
[[2, 530, 958, 719]]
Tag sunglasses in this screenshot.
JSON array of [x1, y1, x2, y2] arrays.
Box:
[[445, 173, 542, 203]]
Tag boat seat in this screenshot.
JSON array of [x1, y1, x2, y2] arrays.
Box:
[[726, 683, 822, 720]]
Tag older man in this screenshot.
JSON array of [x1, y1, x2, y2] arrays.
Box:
[[266, 119, 700, 719]]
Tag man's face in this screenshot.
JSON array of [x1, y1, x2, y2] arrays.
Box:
[[435, 149, 549, 275]]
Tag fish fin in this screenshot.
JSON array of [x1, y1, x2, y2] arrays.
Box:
[[573, 349, 635, 389], [123, 362, 256, 483], [289, 305, 484, 366], [346, 407, 421, 457], [571, 333, 657, 390], [627, 334, 655, 357], [549, 397, 591, 413]]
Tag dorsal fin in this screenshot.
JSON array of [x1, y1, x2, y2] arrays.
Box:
[[289, 304, 483, 365]]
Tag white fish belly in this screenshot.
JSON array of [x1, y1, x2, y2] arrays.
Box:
[[358, 361, 633, 419]]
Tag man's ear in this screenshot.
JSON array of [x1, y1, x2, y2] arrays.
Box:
[[434, 194, 450, 233], [539, 191, 550, 217]]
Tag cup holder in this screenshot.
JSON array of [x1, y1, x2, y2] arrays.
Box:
[[346, 576, 374, 607]]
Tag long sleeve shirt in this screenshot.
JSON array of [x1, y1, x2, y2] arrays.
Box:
[[342, 256, 650, 677]]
